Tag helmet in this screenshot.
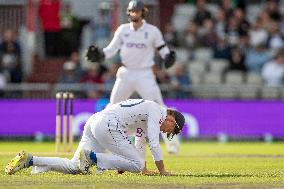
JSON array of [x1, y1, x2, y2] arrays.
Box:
[[126, 0, 148, 18], [167, 109, 185, 140]]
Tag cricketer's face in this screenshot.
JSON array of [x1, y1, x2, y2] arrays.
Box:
[[128, 9, 143, 22], [160, 115, 175, 134]]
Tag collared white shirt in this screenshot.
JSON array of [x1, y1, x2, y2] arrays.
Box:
[[103, 20, 169, 69], [262, 60, 284, 86], [101, 99, 167, 161]]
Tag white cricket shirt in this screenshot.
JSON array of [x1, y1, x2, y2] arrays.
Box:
[[101, 99, 167, 161], [103, 20, 170, 69]]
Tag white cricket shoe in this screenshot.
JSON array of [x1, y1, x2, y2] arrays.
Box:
[[78, 149, 92, 174], [5, 150, 32, 175]]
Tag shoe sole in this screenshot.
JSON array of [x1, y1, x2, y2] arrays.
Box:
[[79, 150, 91, 174], [5, 150, 28, 175]]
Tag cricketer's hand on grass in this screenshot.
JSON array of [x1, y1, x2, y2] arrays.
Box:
[[142, 160, 171, 176], [142, 168, 159, 176]]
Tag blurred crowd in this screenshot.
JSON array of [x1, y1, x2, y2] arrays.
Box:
[[1, 0, 284, 99], [0, 29, 22, 87], [163, 0, 284, 88]]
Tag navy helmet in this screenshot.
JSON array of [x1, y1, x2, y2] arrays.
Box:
[[167, 109, 185, 140]]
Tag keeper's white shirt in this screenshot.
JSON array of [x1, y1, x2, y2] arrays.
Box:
[[101, 99, 167, 161], [103, 20, 170, 69]]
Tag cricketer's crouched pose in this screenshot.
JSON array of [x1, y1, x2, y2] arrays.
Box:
[[5, 99, 185, 176]]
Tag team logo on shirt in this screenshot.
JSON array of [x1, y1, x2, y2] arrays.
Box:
[[124, 33, 130, 37], [136, 128, 144, 137], [126, 42, 146, 49]]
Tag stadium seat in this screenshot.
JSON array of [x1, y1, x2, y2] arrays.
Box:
[[174, 4, 196, 18], [238, 85, 260, 99], [217, 85, 238, 99], [190, 73, 203, 84], [281, 1, 284, 13], [203, 72, 223, 85], [246, 72, 263, 85], [225, 71, 244, 85], [191, 85, 217, 99], [26, 58, 67, 83], [188, 61, 207, 76], [280, 88, 284, 99], [171, 4, 195, 32], [261, 87, 280, 99], [96, 38, 111, 48], [209, 59, 229, 74], [174, 48, 190, 62], [171, 14, 190, 32], [193, 48, 213, 63]]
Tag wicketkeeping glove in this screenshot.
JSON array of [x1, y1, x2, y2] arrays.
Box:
[[164, 50, 176, 69], [86, 45, 105, 63]]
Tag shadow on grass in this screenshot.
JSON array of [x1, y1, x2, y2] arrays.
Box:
[[172, 173, 254, 177], [146, 173, 255, 178]]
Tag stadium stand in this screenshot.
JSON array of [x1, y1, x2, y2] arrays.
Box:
[[208, 59, 229, 74], [0, 0, 284, 100], [261, 87, 280, 99]]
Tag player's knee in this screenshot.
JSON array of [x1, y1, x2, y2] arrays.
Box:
[[132, 159, 144, 173]]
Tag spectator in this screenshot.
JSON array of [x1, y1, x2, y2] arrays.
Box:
[[262, 48, 284, 86], [0, 69, 7, 97], [89, 2, 112, 47], [281, 13, 284, 36], [198, 19, 218, 48], [221, 0, 234, 22], [154, 68, 171, 98], [233, 8, 250, 37], [81, 64, 103, 84], [0, 29, 22, 83], [70, 51, 84, 77], [215, 9, 226, 39], [183, 23, 198, 49], [193, 0, 212, 26], [267, 21, 283, 50], [170, 64, 191, 99], [81, 64, 104, 99], [59, 51, 84, 83], [238, 34, 250, 54], [228, 47, 247, 72], [163, 23, 179, 48], [245, 43, 273, 73], [59, 61, 79, 83], [258, 11, 273, 31], [155, 69, 171, 85], [213, 37, 231, 60], [225, 17, 240, 47], [249, 17, 269, 48], [59, 2, 80, 56], [39, 0, 61, 57], [265, 0, 281, 21]]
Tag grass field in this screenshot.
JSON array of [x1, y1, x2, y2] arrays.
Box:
[[0, 141, 284, 188]]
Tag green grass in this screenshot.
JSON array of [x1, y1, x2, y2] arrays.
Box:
[[0, 142, 284, 188]]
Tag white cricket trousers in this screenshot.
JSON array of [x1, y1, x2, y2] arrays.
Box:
[[109, 66, 180, 154], [32, 113, 144, 174], [110, 66, 164, 104]]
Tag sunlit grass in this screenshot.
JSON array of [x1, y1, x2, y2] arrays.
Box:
[[0, 142, 283, 188]]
